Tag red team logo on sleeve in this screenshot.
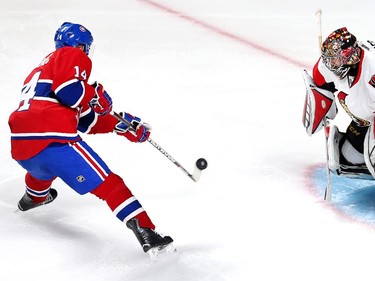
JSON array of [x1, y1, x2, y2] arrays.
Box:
[[369, 75, 375, 88]]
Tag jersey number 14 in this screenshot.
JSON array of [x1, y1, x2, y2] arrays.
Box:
[[18, 71, 41, 111]]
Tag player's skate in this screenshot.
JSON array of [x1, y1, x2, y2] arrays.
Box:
[[18, 189, 58, 211], [126, 218, 175, 259]]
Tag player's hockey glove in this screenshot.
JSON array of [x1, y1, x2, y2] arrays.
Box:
[[90, 82, 113, 115], [114, 112, 151, 143]]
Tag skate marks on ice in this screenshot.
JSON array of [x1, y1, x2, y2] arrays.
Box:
[[306, 164, 375, 225], [0, 179, 235, 281], [147, 242, 177, 261], [126, 243, 234, 281]]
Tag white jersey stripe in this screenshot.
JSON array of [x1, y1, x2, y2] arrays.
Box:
[[74, 142, 108, 177], [113, 196, 136, 215], [69, 143, 108, 180]]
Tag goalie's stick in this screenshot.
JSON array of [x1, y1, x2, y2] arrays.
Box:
[[315, 9, 332, 201], [111, 111, 207, 182], [323, 120, 332, 201]]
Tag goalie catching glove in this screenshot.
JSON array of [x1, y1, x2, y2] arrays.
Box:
[[302, 70, 337, 136], [114, 112, 151, 143]]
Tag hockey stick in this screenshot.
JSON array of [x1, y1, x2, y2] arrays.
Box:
[[111, 111, 208, 182], [315, 9, 332, 201], [323, 120, 332, 201]]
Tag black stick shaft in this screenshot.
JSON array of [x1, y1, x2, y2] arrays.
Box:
[[111, 111, 197, 182]]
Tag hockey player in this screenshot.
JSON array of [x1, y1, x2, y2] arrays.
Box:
[[302, 27, 375, 178], [8, 22, 173, 255]]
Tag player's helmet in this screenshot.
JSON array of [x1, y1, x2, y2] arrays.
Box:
[[54, 22, 93, 56], [321, 27, 360, 79]]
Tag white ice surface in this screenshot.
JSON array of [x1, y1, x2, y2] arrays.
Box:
[[2, 0, 375, 280]]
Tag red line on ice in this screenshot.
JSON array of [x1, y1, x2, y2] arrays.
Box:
[[138, 0, 310, 69]]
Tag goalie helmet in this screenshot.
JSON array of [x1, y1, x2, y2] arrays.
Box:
[[321, 27, 360, 79], [54, 22, 93, 56]]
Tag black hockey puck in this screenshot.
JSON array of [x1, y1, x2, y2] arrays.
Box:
[[196, 158, 208, 170]]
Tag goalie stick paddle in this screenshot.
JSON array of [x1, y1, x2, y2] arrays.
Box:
[[111, 111, 208, 182]]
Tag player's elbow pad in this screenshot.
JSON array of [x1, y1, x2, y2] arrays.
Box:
[[78, 108, 97, 133], [55, 80, 85, 108]]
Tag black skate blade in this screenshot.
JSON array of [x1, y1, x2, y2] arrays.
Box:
[[147, 243, 177, 261]]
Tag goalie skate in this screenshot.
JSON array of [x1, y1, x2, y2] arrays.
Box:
[[339, 164, 372, 178]]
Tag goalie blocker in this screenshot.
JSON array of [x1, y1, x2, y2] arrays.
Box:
[[302, 70, 337, 136]]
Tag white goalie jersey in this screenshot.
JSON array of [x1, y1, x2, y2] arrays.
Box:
[[303, 40, 375, 178], [312, 41, 375, 128]]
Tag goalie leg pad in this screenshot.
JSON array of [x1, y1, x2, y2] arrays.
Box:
[[364, 121, 375, 179], [341, 140, 365, 165], [327, 125, 343, 175], [328, 124, 370, 177]]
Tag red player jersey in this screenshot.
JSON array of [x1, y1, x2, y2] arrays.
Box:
[[8, 46, 117, 160]]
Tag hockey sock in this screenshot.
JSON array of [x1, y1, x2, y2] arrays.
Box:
[[90, 173, 155, 229], [25, 172, 55, 203]]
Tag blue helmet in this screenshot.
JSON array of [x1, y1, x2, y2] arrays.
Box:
[[54, 22, 93, 55]]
